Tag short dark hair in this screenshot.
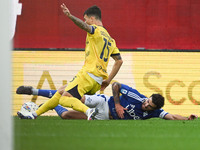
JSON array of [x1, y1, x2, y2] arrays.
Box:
[[84, 5, 101, 21], [151, 94, 164, 109]]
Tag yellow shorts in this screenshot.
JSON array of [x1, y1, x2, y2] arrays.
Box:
[[65, 69, 101, 100]]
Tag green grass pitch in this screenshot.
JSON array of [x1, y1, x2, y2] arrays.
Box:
[[14, 116, 200, 150]]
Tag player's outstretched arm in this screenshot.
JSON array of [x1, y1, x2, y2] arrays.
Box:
[[60, 3, 92, 33], [101, 55, 123, 91], [112, 82, 127, 119], [164, 113, 198, 120]]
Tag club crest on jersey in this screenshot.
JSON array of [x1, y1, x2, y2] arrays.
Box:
[[121, 89, 127, 94]]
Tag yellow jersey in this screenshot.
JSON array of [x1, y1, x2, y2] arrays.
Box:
[[82, 24, 120, 79]]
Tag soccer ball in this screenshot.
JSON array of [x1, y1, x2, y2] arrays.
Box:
[[20, 101, 38, 113]]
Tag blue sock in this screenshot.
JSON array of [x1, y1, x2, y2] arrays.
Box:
[[38, 89, 57, 98], [54, 104, 68, 119]]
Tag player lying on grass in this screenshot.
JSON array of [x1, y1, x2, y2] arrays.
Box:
[[16, 83, 198, 120]]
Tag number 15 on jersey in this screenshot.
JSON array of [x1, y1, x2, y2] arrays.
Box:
[[100, 38, 111, 62]]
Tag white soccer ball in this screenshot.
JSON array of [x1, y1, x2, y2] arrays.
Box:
[[20, 101, 38, 113]]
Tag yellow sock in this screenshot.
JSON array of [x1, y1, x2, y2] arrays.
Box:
[[36, 92, 61, 116], [59, 96, 89, 113]]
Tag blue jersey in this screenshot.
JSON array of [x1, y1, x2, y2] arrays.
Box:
[[108, 84, 168, 120]]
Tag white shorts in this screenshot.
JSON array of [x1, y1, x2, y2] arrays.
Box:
[[84, 94, 110, 120]]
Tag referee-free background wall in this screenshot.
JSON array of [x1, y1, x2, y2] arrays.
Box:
[[14, 0, 200, 50]]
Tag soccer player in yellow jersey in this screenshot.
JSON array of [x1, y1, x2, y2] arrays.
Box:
[[17, 3, 123, 120]]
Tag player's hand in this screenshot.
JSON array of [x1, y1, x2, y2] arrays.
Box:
[[115, 104, 128, 119], [188, 114, 198, 120], [100, 80, 110, 91], [61, 3, 71, 17]]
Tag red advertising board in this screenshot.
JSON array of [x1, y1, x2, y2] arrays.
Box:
[[13, 0, 200, 50]]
